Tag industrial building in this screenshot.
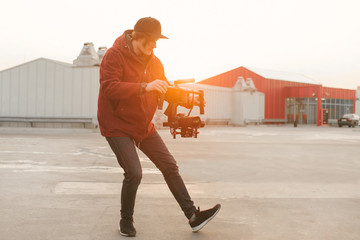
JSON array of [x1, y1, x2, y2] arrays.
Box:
[[0, 43, 104, 128], [198, 67, 357, 126], [0, 44, 358, 128]]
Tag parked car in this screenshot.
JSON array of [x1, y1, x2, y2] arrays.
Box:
[[338, 114, 360, 128]]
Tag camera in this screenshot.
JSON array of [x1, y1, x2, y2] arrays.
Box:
[[158, 79, 205, 139]]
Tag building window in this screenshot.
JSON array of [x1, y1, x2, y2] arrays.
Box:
[[323, 98, 353, 119], [286, 97, 317, 124], [286, 97, 353, 124]]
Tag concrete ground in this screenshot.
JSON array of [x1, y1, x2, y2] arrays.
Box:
[[0, 125, 360, 240]]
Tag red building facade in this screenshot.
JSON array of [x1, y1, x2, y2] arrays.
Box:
[[198, 67, 356, 126]]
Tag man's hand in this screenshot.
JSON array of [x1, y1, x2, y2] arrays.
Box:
[[145, 80, 168, 94]]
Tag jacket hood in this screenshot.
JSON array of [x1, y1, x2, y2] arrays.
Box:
[[113, 30, 132, 50], [113, 30, 158, 65]]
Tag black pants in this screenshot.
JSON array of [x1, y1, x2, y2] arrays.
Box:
[[106, 131, 196, 220]]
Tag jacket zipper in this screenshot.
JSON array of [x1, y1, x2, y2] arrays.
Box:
[[139, 68, 148, 142], [136, 55, 154, 143]]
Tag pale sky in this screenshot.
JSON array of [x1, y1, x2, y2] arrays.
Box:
[[1, 0, 360, 89]]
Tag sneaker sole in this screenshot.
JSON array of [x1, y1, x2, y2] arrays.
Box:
[[118, 225, 136, 237], [191, 204, 221, 232]]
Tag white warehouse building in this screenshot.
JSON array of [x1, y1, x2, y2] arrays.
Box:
[[0, 43, 103, 128], [0, 43, 265, 128]]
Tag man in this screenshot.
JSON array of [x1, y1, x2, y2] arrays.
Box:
[[97, 17, 221, 237]]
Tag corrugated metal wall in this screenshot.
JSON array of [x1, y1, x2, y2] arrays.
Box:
[[322, 87, 356, 100], [0, 58, 99, 122], [199, 67, 320, 121], [199, 66, 357, 125], [233, 91, 265, 125], [284, 86, 356, 100], [181, 83, 232, 121]]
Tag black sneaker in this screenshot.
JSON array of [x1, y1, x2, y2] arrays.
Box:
[[189, 204, 221, 232], [119, 218, 136, 237]]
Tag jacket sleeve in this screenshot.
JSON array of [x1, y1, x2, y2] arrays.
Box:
[[99, 49, 141, 100]]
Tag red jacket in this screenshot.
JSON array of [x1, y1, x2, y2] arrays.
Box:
[[97, 31, 167, 142]]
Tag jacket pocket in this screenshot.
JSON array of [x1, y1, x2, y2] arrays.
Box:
[[114, 99, 142, 124], [114, 102, 126, 117]]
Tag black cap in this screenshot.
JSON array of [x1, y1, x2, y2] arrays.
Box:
[[134, 17, 168, 39]]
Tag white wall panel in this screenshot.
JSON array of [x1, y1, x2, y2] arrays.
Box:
[[180, 83, 232, 121], [54, 64, 64, 117], [45, 60, 55, 117], [72, 69, 82, 116], [93, 69, 99, 119], [19, 65, 28, 116], [81, 68, 91, 117], [63, 67, 73, 117], [27, 61, 37, 116], [10, 68, 20, 116], [36, 59, 46, 116], [1, 71, 11, 115]]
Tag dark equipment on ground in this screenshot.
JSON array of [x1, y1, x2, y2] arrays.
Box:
[[158, 79, 205, 139]]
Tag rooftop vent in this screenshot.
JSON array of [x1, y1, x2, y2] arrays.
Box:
[[233, 77, 257, 92], [73, 42, 100, 67], [97, 46, 107, 62]]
